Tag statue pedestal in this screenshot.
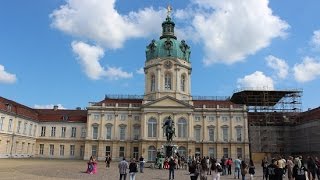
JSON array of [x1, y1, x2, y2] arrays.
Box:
[[163, 143, 178, 158]]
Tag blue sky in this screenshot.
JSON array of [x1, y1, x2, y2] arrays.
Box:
[[1, 0, 320, 111]]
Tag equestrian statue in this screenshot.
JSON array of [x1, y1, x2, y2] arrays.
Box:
[[162, 116, 176, 142]]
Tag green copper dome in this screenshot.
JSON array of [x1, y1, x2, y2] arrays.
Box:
[[145, 16, 191, 62]]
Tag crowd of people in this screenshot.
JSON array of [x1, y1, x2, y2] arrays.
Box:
[[84, 154, 320, 180], [262, 155, 320, 180]]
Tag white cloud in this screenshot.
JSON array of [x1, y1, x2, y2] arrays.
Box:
[[293, 56, 320, 83], [136, 67, 144, 74], [310, 30, 320, 50], [265, 55, 289, 79], [71, 41, 105, 80], [34, 104, 65, 109], [0, 64, 17, 84], [237, 71, 274, 90], [50, 0, 165, 49], [105, 67, 133, 80], [187, 0, 289, 65], [71, 41, 132, 80]]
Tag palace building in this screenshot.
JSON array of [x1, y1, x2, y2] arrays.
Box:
[[0, 14, 250, 161]]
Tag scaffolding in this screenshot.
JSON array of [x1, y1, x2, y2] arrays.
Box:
[[230, 89, 303, 154]]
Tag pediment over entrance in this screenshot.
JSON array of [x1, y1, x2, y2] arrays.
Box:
[[142, 96, 193, 108]]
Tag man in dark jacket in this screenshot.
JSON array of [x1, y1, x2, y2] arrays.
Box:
[[168, 157, 176, 180], [266, 159, 278, 180]]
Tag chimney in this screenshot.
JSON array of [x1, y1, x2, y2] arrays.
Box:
[[53, 105, 59, 111], [76, 107, 81, 110]]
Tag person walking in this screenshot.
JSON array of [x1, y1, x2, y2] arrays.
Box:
[[248, 159, 255, 180], [240, 160, 248, 180], [139, 156, 145, 173], [118, 157, 129, 180], [168, 156, 176, 180], [293, 157, 307, 180], [227, 158, 233, 175], [129, 158, 138, 180], [211, 158, 222, 180], [105, 154, 111, 168], [266, 159, 278, 180], [261, 157, 268, 180], [234, 156, 242, 179], [199, 157, 208, 180], [286, 156, 294, 180], [189, 160, 199, 180]]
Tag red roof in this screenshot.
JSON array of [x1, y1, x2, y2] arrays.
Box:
[[0, 96, 87, 123]]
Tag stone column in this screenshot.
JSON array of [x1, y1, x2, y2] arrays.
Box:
[[113, 113, 118, 140], [157, 112, 162, 141], [188, 113, 193, 140]]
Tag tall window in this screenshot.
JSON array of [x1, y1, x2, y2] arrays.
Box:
[[148, 118, 157, 138], [60, 145, 64, 156], [177, 118, 187, 138], [133, 147, 139, 160], [208, 127, 215, 141], [0, 117, 4, 131], [236, 127, 242, 142], [222, 127, 229, 142], [223, 148, 229, 158], [92, 126, 98, 139], [133, 126, 140, 140], [39, 144, 44, 155], [23, 122, 27, 134], [81, 127, 86, 138], [17, 121, 21, 133], [51, 127, 56, 137], [151, 74, 155, 92], [8, 119, 13, 132], [208, 147, 215, 158], [34, 125, 37, 136], [106, 125, 112, 140], [49, 144, 54, 156], [119, 146, 125, 158], [61, 127, 66, 137], [105, 146, 111, 156], [119, 126, 126, 140], [180, 74, 185, 91], [29, 124, 33, 136], [70, 145, 75, 156], [194, 126, 201, 142], [237, 148, 243, 158], [177, 146, 187, 157], [92, 145, 97, 156], [71, 127, 76, 137], [164, 73, 172, 90], [40, 126, 46, 136], [80, 145, 85, 157], [148, 146, 156, 161]]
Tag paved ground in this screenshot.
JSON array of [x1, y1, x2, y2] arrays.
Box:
[[0, 159, 267, 180]]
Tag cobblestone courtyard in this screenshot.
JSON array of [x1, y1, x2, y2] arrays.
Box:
[[0, 159, 265, 180]]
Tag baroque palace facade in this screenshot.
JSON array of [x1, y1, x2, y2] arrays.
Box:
[[0, 15, 250, 161]]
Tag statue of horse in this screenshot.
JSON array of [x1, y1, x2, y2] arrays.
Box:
[[163, 116, 175, 142]]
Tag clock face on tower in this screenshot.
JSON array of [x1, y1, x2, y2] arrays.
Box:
[[164, 60, 172, 69]]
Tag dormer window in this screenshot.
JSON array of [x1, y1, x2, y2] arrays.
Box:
[[6, 104, 12, 111], [63, 115, 69, 121]]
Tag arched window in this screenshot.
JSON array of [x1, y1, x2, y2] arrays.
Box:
[[148, 146, 157, 161], [180, 74, 185, 92], [177, 118, 187, 138], [148, 118, 157, 138], [150, 74, 155, 92], [177, 146, 187, 157], [164, 73, 172, 90]]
